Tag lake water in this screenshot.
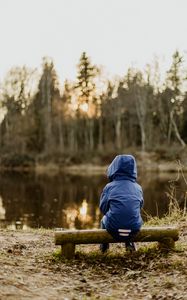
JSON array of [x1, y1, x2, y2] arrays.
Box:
[[0, 171, 186, 230]]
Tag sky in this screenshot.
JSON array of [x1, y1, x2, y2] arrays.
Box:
[[0, 0, 187, 84]]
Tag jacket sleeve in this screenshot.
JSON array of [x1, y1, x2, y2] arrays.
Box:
[[140, 188, 144, 209], [99, 186, 109, 215]]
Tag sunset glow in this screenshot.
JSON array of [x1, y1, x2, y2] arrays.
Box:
[[0, 0, 187, 84]]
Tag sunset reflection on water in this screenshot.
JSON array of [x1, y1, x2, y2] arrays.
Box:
[[63, 199, 93, 229], [0, 171, 186, 230]]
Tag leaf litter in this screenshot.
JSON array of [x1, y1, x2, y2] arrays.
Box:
[[0, 228, 186, 300]]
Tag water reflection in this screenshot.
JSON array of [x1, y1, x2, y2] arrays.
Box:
[[0, 172, 105, 229], [62, 199, 98, 229], [0, 171, 186, 229]]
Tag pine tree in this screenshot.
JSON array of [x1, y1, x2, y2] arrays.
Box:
[[75, 52, 98, 116], [75, 52, 98, 151]]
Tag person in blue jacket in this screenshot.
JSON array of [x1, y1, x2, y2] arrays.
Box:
[[99, 154, 144, 253]]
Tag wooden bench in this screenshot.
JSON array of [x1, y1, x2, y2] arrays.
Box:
[[54, 226, 179, 259]]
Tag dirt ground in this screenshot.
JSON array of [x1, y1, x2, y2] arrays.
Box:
[[0, 225, 187, 300]]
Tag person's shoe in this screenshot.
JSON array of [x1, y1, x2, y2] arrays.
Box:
[[100, 243, 109, 253], [125, 241, 137, 253]]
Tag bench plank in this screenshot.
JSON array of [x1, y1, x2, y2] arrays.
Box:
[[54, 226, 179, 258], [55, 226, 179, 244]]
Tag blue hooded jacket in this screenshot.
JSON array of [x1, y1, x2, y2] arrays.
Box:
[[100, 155, 144, 237]]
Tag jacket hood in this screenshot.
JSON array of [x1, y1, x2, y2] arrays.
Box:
[[107, 155, 137, 181]]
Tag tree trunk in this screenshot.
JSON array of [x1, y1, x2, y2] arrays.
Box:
[[115, 117, 121, 150], [89, 118, 94, 151], [58, 116, 64, 153], [98, 116, 103, 150], [170, 111, 186, 147], [140, 122, 146, 152], [135, 92, 147, 152]]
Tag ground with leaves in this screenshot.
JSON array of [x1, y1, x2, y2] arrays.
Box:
[[0, 222, 187, 300]]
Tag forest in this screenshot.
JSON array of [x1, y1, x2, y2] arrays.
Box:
[[0, 50, 187, 168]]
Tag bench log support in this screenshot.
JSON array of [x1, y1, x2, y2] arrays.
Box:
[[55, 226, 179, 259], [158, 237, 175, 250], [61, 243, 75, 259]]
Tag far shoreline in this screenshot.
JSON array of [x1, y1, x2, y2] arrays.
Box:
[[0, 160, 187, 176], [1, 149, 187, 175]]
